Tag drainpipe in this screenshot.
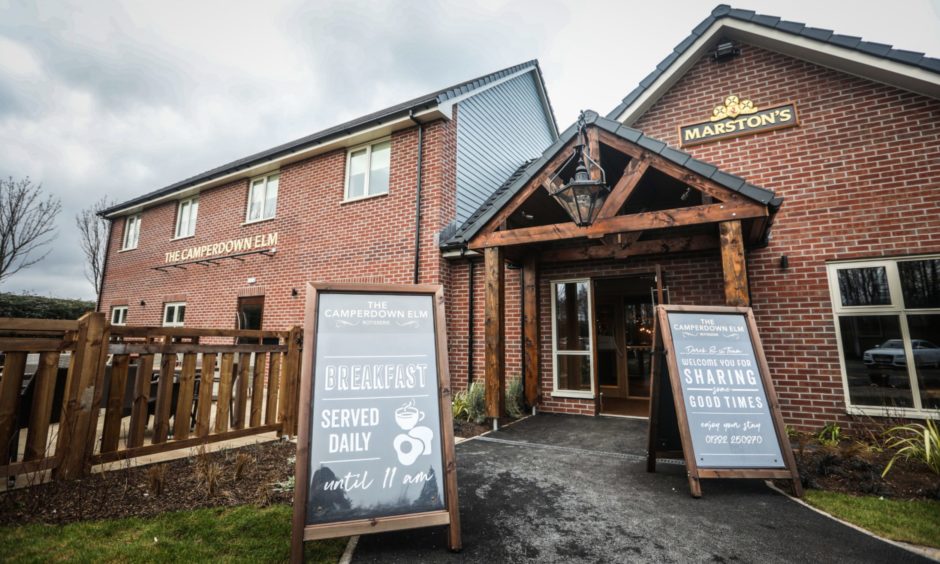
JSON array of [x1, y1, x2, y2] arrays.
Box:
[[467, 259, 475, 384], [519, 267, 525, 404], [410, 112, 425, 285]]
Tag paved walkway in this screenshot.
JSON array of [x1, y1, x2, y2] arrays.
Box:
[[354, 414, 931, 563]]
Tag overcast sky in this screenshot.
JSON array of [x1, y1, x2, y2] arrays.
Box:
[[1, 0, 938, 300]]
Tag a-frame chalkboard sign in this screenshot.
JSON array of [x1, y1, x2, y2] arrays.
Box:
[[646, 305, 802, 498], [291, 283, 461, 562]]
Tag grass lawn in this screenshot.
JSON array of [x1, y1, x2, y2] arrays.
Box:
[[0, 504, 347, 563], [804, 490, 940, 549]]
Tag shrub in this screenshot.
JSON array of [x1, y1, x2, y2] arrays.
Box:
[[881, 418, 940, 477], [506, 377, 525, 419], [452, 381, 486, 424], [817, 422, 842, 447]]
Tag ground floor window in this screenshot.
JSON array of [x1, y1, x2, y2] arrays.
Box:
[[551, 279, 593, 398], [163, 302, 186, 327], [827, 256, 940, 416], [110, 306, 127, 325]]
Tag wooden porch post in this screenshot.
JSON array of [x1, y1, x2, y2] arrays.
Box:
[[719, 220, 749, 306], [522, 256, 540, 407], [484, 247, 505, 418]]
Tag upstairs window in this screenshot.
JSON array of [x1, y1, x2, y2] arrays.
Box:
[[122, 214, 140, 250], [174, 197, 198, 238], [247, 173, 279, 223], [110, 306, 128, 325], [345, 139, 391, 200], [163, 302, 186, 327]]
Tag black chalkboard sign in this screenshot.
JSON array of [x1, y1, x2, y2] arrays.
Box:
[[291, 283, 461, 561], [646, 305, 802, 498]]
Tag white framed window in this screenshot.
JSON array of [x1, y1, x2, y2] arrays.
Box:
[[246, 172, 279, 223], [174, 197, 198, 238], [827, 255, 940, 417], [121, 214, 140, 250], [163, 302, 186, 327], [550, 279, 595, 399], [110, 306, 128, 326], [344, 139, 391, 201]]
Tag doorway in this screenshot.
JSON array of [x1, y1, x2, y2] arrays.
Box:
[[593, 273, 663, 417]]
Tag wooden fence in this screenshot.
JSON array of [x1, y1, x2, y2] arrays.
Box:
[[0, 313, 302, 482]]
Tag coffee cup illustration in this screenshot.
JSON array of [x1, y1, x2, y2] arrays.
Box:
[[395, 400, 425, 430]]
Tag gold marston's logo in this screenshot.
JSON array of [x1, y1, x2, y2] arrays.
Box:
[[679, 95, 798, 147], [164, 232, 278, 264]]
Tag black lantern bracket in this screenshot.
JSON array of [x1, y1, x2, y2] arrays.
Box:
[[548, 111, 610, 227]]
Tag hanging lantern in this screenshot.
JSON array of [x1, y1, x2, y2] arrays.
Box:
[[549, 112, 609, 227]]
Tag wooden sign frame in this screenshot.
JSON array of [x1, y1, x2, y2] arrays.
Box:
[[291, 282, 461, 562], [646, 304, 802, 498]]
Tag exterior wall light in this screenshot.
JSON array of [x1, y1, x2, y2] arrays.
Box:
[[549, 111, 609, 227], [712, 41, 740, 62]]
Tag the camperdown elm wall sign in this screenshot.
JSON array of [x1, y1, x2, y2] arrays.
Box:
[[291, 283, 460, 561], [679, 96, 799, 147]]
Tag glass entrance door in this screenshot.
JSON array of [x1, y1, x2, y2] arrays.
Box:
[[594, 272, 663, 416]]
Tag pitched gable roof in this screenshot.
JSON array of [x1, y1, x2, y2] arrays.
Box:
[[441, 110, 780, 251], [608, 4, 940, 124], [102, 60, 557, 217]]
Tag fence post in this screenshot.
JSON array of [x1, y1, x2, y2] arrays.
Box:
[[54, 312, 108, 480], [284, 326, 302, 436]]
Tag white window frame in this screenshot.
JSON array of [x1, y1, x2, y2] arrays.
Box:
[[163, 302, 186, 327], [827, 254, 940, 418], [110, 306, 128, 326], [121, 214, 140, 250], [174, 197, 199, 239], [343, 138, 391, 202], [550, 278, 595, 399], [245, 172, 279, 224]]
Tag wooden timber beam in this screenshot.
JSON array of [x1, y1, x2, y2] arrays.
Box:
[[522, 256, 540, 407], [473, 202, 765, 249], [586, 127, 602, 181], [484, 247, 505, 418], [597, 156, 650, 220], [474, 137, 580, 243], [540, 235, 719, 262], [597, 129, 757, 205], [719, 220, 749, 306]]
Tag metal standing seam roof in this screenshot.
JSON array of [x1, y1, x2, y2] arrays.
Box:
[[440, 110, 781, 250], [101, 60, 558, 217], [606, 4, 940, 120]]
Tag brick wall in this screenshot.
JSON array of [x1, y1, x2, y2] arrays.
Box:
[[629, 44, 940, 429], [100, 117, 459, 332]]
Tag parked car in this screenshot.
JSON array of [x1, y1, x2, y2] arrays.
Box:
[[863, 339, 940, 368]]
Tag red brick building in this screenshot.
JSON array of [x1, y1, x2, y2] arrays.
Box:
[[101, 6, 940, 429]]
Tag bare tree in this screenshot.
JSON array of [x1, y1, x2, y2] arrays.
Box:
[[75, 196, 114, 296], [0, 177, 62, 284]]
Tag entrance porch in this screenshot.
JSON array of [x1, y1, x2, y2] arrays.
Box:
[[455, 111, 782, 418]]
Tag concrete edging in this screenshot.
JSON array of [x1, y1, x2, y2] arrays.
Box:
[[765, 481, 940, 562]]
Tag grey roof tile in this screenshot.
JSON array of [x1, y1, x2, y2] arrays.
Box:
[[637, 136, 667, 153], [684, 159, 718, 179], [829, 34, 862, 49], [801, 27, 833, 42], [608, 6, 940, 120], [639, 69, 663, 88], [660, 146, 692, 167], [104, 60, 551, 216], [616, 125, 643, 143], [711, 170, 746, 191]]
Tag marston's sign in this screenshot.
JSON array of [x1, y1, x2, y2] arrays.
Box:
[[164, 232, 278, 263], [679, 96, 798, 147]]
